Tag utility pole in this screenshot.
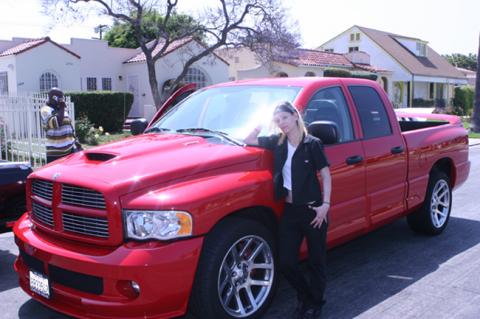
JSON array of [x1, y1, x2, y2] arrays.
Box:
[[94, 24, 109, 40]]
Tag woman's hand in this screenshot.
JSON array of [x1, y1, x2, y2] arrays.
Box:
[[309, 204, 329, 229]]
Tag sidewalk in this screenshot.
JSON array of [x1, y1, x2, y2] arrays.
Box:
[[469, 138, 480, 147]]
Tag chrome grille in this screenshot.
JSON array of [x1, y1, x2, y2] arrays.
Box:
[[62, 213, 109, 238], [32, 180, 53, 200], [32, 202, 54, 226], [62, 185, 106, 209]]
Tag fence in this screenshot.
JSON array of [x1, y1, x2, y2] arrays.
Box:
[[0, 94, 74, 168]]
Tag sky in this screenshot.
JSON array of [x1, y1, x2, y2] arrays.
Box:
[[0, 0, 478, 55]]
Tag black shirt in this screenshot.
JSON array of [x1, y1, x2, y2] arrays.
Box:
[[258, 133, 329, 204]]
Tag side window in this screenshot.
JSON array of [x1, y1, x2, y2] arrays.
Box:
[[349, 86, 392, 139], [303, 86, 354, 143]]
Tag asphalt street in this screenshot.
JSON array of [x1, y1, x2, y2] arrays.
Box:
[[0, 146, 479, 319]]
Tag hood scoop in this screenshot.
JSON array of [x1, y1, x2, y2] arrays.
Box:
[[85, 152, 117, 162]]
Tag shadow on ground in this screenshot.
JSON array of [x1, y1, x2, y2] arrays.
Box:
[[264, 216, 480, 318]]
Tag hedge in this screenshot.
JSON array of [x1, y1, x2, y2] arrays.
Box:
[[413, 98, 434, 107], [453, 86, 474, 116], [66, 92, 134, 132], [323, 68, 378, 81]]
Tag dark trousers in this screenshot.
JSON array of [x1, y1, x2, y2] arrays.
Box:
[[279, 203, 328, 306]]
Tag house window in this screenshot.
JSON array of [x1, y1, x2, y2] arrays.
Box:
[[429, 83, 434, 99], [0, 72, 8, 95], [356, 33, 361, 41], [87, 77, 97, 91], [39, 72, 58, 92], [416, 42, 426, 57], [350, 33, 355, 41], [184, 67, 209, 88], [102, 77, 112, 91], [348, 47, 359, 53], [324, 48, 334, 53]]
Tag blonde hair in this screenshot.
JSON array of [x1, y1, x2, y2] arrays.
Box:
[[273, 101, 308, 145]]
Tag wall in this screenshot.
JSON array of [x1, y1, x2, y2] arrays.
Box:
[[65, 38, 137, 92], [414, 82, 429, 99], [15, 42, 81, 93], [0, 56, 17, 95], [217, 47, 261, 80], [123, 41, 229, 118]]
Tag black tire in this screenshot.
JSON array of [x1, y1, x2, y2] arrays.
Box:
[[189, 217, 277, 319], [407, 170, 452, 235]]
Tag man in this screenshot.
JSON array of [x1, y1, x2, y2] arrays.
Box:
[[40, 88, 78, 163]]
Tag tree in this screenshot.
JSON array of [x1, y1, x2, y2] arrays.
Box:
[[104, 11, 203, 49], [443, 53, 478, 71], [44, 0, 300, 109], [472, 34, 480, 132]]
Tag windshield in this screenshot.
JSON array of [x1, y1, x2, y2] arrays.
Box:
[[152, 85, 302, 140]]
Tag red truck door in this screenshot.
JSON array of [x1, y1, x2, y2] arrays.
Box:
[[346, 85, 408, 226], [302, 86, 368, 243]]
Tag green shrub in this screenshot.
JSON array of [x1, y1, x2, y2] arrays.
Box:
[[413, 98, 434, 107], [323, 69, 377, 80], [323, 69, 352, 78], [67, 92, 134, 132], [75, 114, 105, 145], [454, 86, 474, 116]]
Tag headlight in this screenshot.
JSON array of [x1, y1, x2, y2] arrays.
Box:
[[124, 210, 192, 240]]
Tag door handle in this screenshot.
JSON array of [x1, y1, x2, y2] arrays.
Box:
[[346, 155, 363, 165], [391, 146, 404, 154]]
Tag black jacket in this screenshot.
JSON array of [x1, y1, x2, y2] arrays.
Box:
[[258, 133, 329, 204]]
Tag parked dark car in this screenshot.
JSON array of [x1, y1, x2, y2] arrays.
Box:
[[0, 160, 32, 228]]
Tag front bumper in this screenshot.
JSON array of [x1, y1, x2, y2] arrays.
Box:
[[14, 214, 204, 319]]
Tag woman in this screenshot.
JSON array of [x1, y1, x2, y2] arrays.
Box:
[[244, 101, 331, 319]]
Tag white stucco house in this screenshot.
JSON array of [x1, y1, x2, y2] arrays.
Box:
[[0, 36, 229, 119], [318, 26, 467, 107]]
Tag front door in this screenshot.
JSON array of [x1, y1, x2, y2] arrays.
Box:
[[346, 84, 407, 226], [302, 85, 367, 244], [127, 75, 140, 117]]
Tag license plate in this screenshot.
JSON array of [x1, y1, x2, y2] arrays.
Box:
[[29, 270, 50, 299]]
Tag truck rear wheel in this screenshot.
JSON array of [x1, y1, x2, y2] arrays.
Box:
[[407, 170, 452, 235], [189, 218, 277, 319]]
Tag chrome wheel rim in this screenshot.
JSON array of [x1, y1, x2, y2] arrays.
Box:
[[430, 179, 450, 228], [217, 235, 274, 318]]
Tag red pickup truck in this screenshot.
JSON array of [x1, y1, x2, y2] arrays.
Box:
[[13, 78, 470, 319]]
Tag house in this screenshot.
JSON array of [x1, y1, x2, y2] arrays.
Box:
[[318, 26, 467, 107], [217, 46, 391, 82], [456, 67, 476, 87], [0, 37, 229, 119]]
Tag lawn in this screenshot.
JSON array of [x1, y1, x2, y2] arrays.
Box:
[[463, 119, 480, 139], [83, 132, 132, 149]]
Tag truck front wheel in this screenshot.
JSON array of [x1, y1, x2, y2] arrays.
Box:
[[190, 218, 277, 319], [407, 170, 452, 235]]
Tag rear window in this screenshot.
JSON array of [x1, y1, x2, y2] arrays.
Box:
[[349, 86, 392, 139]]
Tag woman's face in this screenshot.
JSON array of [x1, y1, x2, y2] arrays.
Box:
[[273, 111, 299, 135]]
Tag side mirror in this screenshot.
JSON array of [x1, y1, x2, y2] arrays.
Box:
[[130, 118, 148, 135], [307, 121, 339, 145]]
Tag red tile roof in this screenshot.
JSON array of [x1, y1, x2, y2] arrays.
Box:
[[124, 37, 193, 63], [124, 37, 229, 65], [0, 37, 80, 58], [289, 49, 354, 68]]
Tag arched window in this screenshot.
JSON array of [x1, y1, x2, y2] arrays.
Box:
[[274, 72, 288, 78], [304, 71, 316, 77], [184, 67, 209, 88], [40, 72, 58, 92]]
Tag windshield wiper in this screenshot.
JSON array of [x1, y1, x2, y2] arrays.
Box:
[[144, 127, 172, 134], [175, 128, 244, 146]]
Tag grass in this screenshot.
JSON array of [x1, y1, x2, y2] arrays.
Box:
[[83, 132, 132, 149], [462, 119, 480, 139]]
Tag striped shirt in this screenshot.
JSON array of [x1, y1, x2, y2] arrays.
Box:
[[40, 105, 75, 159]]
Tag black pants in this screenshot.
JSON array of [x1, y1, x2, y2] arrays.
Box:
[[279, 203, 328, 306]]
